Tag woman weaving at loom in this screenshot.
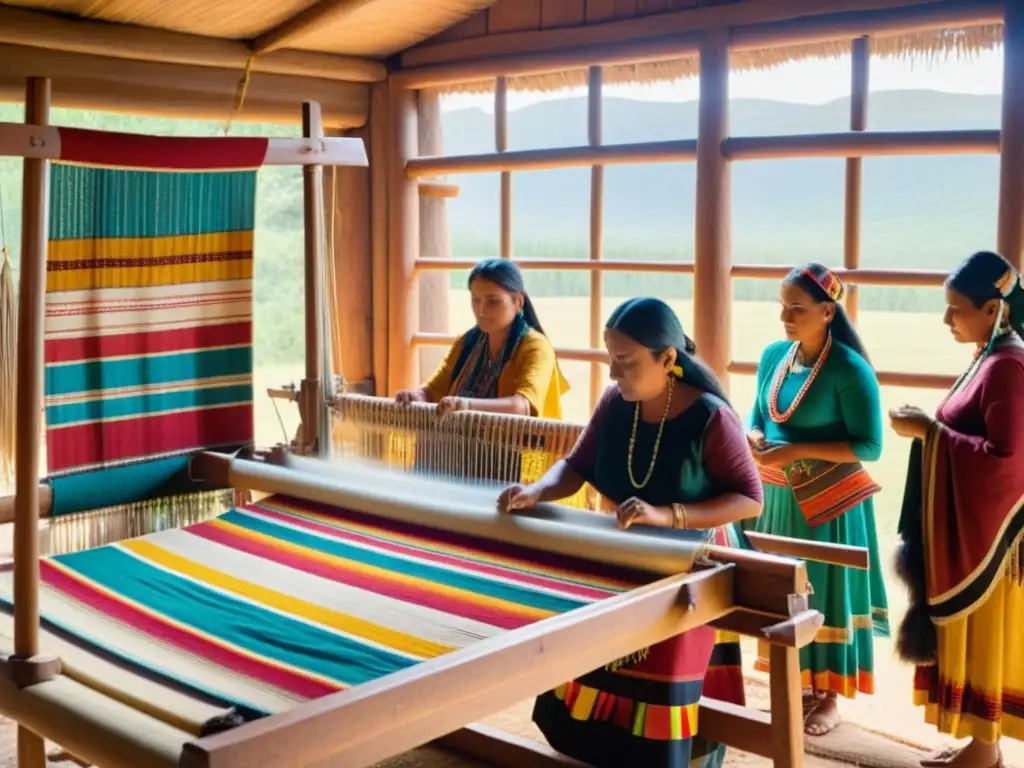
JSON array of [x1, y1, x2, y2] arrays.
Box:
[[890, 250, 1024, 768], [497, 297, 763, 768], [741, 263, 889, 737], [395, 258, 569, 419]]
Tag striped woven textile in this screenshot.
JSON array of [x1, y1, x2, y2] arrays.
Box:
[[0, 494, 659, 735], [43, 131, 259, 515]]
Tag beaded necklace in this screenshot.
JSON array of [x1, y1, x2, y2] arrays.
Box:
[[627, 375, 675, 489], [768, 334, 832, 424]]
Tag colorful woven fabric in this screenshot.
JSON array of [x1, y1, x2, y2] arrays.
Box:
[[0, 494, 658, 734], [43, 134, 258, 515]]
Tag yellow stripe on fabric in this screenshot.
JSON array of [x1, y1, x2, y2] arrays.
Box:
[[47, 230, 255, 264], [121, 539, 455, 661], [263, 498, 637, 593], [47, 259, 253, 292], [209, 519, 554, 624], [570, 685, 599, 721], [44, 558, 344, 690]]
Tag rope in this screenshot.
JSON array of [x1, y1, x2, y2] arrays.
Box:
[[222, 52, 257, 135]]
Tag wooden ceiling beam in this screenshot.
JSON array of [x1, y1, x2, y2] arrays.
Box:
[[0, 5, 386, 83], [0, 44, 369, 128], [251, 0, 379, 54], [400, 0, 1002, 70]]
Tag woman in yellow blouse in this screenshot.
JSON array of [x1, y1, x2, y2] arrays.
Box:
[[395, 258, 569, 420]]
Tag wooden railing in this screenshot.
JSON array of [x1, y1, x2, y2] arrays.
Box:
[[386, 0, 1022, 404]]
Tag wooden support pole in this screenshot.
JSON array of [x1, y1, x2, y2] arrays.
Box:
[[844, 36, 870, 322], [300, 102, 325, 456], [769, 645, 805, 768], [387, 84, 421, 394], [417, 89, 452, 379], [496, 77, 512, 259], [588, 66, 605, 410], [329, 127, 374, 392], [999, 1, 1024, 271], [369, 82, 390, 396], [693, 31, 731, 385], [14, 75, 50, 768]]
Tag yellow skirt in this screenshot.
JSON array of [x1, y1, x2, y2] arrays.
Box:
[[913, 576, 1024, 744]]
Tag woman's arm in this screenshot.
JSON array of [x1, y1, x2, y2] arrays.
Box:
[[509, 334, 557, 417], [522, 385, 617, 502], [789, 350, 883, 464], [417, 337, 464, 403], [938, 356, 1024, 461], [634, 408, 763, 530], [682, 408, 764, 527], [453, 395, 531, 416]]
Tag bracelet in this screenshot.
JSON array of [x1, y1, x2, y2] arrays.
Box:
[[671, 503, 688, 530]]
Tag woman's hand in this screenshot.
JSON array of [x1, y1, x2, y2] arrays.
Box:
[[752, 443, 797, 469], [747, 429, 767, 453], [616, 497, 672, 529], [498, 483, 542, 513], [436, 396, 467, 416], [889, 405, 934, 441], [395, 389, 425, 405]]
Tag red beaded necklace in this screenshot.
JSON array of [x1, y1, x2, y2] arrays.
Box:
[[768, 334, 833, 424]]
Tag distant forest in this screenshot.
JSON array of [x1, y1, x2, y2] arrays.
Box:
[[0, 88, 1003, 366]]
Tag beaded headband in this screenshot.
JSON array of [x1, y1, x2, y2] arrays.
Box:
[[803, 268, 845, 302], [994, 267, 1022, 298]]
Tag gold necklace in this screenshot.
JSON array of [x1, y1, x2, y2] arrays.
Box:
[[627, 376, 675, 489]]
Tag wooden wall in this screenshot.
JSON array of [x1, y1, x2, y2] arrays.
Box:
[[422, 0, 748, 45]]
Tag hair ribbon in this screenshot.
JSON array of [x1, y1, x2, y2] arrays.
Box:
[[995, 267, 1021, 298], [803, 268, 845, 302]]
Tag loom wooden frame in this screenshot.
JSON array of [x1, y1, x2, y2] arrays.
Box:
[[2, 75, 821, 768]]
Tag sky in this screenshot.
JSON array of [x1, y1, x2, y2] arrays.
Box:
[[440, 47, 1004, 112]]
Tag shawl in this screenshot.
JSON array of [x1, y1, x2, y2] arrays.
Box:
[[895, 343, 1024, 663]]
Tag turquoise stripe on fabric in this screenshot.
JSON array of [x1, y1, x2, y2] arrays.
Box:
[[225, 510, 588, 615], [49, 165, 257, 241], [45, 347, 252, 398], [56, 546, 416, 687], [49, 456, 193, 516], [259, 498, 627, 595], [46, 383, 254, 427]]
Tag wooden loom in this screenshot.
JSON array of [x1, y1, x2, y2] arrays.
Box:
[[0, 447, 827, 768], [0, 75, 862, 768]]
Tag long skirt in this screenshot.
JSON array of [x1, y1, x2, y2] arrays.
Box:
[[533, 527, 745, 768], [737, 487, 890, 697], [913, 576, 1024, 744]]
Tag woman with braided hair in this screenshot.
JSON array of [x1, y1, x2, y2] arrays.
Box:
[[739, 262, 890, 737], [890, 250, 1024, 768]]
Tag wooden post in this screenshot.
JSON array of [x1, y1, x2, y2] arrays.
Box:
[[300, 102, 325, 455], [998, 1, 1024, 271], [496, 76, 512, 259], [387, 83, 420, 394], [769, 645, 804, 768], [588, 65, 605, 410], [369, 81, 390, 396], [329, 126, 374, 392], [843, 36, 869, 322], [417, 89, 452, 379], [14, 75, 50, 768], [693, 30, 731, 385]]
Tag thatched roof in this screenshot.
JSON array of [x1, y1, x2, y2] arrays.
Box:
[[439, 22, 1004, 94]]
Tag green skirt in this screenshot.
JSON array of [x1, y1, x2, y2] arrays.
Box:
[[736, 485, 890, 697]]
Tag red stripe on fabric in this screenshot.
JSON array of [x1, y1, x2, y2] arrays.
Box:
[[253, 504, 616, 601], [57, 128, 269, 170], [186, 523, 536, 631], [644, 703, 672, 740], [47, 405, 253, 472], [45, 322, 253, 363], [702, 666, 746, 705], [613, 696, 633, 729], [39, 559, 337, 699]]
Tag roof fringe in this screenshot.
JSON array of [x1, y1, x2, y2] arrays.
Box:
[[439, 23, 1004, 94]]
